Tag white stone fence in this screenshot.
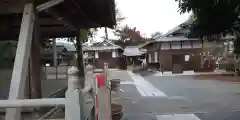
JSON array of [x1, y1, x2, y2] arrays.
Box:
[[0, 66, 94, 120]]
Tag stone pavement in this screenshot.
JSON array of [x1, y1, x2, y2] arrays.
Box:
[[122, 111, 240, 120], [152, 70, 235, 77], [104, 70, 240, 120], [38, 69, 240, 120], [40, 70, 240, 120], [36, 69, 240, 120]]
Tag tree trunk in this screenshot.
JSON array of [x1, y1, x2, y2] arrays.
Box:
[[76, 32, 85, 89], [105, 27, 108, 40]]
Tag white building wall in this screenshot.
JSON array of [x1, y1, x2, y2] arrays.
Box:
[[161, 43, 170, 50], [182, 41, 191, 48], [171, 42, 181, 49]]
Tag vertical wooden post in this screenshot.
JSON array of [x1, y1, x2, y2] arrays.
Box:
[[5, 3, 35, 120], [30, 10, 42, 98]]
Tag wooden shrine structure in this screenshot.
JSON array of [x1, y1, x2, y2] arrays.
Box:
[[0, 0, 116, 120]]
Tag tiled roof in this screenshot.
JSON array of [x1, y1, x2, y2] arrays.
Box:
[[154, 35, 235, 42], [83, 46, 121, 51], [83, 39, 123, 51], [123, 47, 145, 56], [155, 36, 199, 42], [163, 19, 194, 37]]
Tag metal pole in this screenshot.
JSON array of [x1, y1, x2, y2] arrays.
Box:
[[53, 38, 57, 66], [56, 65, 58, 80], [104, 63, 108, 84], [52, 38, 58, 81]]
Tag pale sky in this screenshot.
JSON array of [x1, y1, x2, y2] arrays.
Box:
[[96, 0, 190, 40], [59, 0, 191, 44]]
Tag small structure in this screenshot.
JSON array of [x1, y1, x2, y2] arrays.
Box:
[[123, 42, 148, 66], [144, 20, 210, 73], [153, 36, 203, 73], [83, 40, 124, 69], [145, 19, 236, 73], [0, 0, 116, 119]]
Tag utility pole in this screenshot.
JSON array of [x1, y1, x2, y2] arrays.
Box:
[[52, 38, 57, 66]]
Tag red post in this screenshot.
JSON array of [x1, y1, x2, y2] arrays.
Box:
[[94, 69, 111, 120]]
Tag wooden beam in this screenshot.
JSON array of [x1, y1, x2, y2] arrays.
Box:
[[5, 3, 35, 120], [36, 0, 64, 12], [30, 12, 42, 98], [46, 8, 77, 31], [0, 98, 65, 108]]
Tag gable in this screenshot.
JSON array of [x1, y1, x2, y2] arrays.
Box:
[[92, 40, 116, 47], [83, 40, 122, 51], [164, 19, 193, 37]]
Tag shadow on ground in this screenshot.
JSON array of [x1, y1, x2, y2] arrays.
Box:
[[131, 66, 157, 76]]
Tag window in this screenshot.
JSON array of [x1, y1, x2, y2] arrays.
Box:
[[161, 42, 170, 50], [182, 41, 191, 48]]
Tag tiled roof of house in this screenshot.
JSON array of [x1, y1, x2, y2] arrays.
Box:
[[154, 35, 235, 42], [163, 18, 194, 37], [83, 39, 122, 51], [123, 47, 144, 56]]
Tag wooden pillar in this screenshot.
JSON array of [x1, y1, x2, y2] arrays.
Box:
[[30, 10, 42, 98], [5, 3, 35, 120]]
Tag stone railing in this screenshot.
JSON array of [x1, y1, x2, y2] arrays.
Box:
[[0, 66, 94, 120]]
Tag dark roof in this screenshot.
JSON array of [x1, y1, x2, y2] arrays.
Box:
[[0, 0, 116, 40], [155, 36, 199, 42], [83, 39, 122, 51], [123, 47, 144, 56], [163, 18, 194, 37], [112, 40, 150, 48]]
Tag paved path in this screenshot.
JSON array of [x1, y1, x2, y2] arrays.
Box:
[[108, 70, 240, 120], [151, 70, 235, 76]]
